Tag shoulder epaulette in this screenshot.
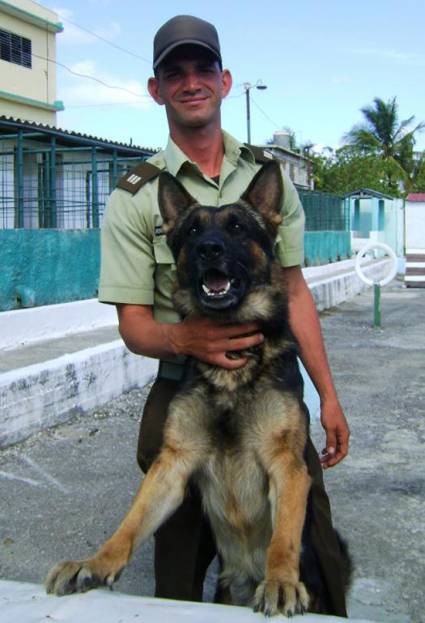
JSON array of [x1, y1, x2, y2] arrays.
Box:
[[244, 144, 276, 164], [116, 161, 162, 194]]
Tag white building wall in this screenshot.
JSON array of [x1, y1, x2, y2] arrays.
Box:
[[406, 201, 425, 252]]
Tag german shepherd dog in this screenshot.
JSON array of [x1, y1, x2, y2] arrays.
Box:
[[46, 162, 348, 615]]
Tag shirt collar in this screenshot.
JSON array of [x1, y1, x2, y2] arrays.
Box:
[[222, 130, 256, 166], [163, 131, 256, 177]]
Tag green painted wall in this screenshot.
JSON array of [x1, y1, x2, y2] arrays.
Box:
[[0, 230, 351, 311], [0, 230, 100, 311], [304, 231, 351, 266]]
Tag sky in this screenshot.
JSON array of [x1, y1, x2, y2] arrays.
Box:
[[40, 0, 425, 153]]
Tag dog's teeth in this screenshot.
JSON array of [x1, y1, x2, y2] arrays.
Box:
[[202, 281, 231, 297]]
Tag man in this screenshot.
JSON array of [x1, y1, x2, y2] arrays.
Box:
[[99, 15, 350, 615]]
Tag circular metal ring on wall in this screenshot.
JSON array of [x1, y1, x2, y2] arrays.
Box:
[[355, 242, 398, 287]]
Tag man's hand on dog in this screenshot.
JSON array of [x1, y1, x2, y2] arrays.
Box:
[[170, 316, 264, 369], [320, 398, 350, 469]]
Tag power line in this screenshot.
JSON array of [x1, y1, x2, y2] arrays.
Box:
[[250, 95, 280, 129], [32, 41, 245, 107], [32, 52, 150, 100], [58, 14, 151, 65], [66, 101, 150, 109]]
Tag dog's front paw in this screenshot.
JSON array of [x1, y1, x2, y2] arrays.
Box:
[[253, 578, 309, 617], [45, 555, 124, 596]]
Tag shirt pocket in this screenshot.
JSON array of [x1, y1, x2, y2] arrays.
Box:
[[153, 236, 176, 268]]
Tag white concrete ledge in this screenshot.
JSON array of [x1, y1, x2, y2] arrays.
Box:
[[0, 341, 157, 448], [306, 259, 393, 311], [0, 299, 117, 351], [0, 580, 375, 623]]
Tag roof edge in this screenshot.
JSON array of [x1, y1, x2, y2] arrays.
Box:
[[0, 89, 63, 111], [344, 188, 395, 200], [0, 114, 158, 154], [0, 0, 63, 33]]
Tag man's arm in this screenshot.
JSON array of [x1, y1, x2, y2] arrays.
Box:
[[282, 266, 350, 469], [116, 304, 264, 370]]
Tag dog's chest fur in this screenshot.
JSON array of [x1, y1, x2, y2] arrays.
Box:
[[194, 397, 273, 575], [185, 373, 294, 570]]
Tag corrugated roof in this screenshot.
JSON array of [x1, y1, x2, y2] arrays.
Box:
[[0, 115, 158, 155], [407, 193, 425, 202]]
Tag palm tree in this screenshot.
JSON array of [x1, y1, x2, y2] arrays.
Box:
[[344, 97, 424, 193]]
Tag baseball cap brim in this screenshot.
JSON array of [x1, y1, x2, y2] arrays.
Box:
[[154, 40, 221, 69]]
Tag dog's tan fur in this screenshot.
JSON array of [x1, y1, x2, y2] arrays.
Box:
[[46, 162, 312, 616]]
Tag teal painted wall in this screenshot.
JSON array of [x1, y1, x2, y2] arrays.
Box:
[[0, 230, 351, 311], [304, 231, 351, 266], [0, 230, 100, 311]]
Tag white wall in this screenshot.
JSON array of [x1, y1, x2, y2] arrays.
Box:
[[406, 201, 425, 251]]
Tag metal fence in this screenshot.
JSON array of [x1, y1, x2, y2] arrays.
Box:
[[0, 150, 141, 229], [298, 189, 349, 232], [0, 141, 349, 232], [0, 141, 145, 229]]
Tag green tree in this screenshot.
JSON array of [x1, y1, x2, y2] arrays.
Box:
[[343, 97, 424, 193], [311, 148, 396, 195], [411, 153, 425, 192]]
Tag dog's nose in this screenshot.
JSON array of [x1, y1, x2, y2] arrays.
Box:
[[196, 240, 224, 261]]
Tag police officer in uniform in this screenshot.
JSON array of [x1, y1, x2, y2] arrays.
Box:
[[99, 15, 350, 616]]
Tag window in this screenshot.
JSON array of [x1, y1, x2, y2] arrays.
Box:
[[0, 28, 32, 68]]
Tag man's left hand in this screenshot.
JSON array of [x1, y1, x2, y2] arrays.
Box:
[[320, 399, 350, 469]]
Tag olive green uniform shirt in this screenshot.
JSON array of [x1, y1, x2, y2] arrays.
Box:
[[98, 131, 305, 323]]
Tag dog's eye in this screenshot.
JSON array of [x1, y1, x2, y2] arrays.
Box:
[[228, 219, 243, 234], [188, 225, 200, 236]]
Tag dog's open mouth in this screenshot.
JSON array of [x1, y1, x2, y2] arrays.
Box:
[[199, 269, 242, 308], [201, 269, 232, 298]]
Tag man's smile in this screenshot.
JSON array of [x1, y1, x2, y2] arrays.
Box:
[[178, 96, 209, 105]]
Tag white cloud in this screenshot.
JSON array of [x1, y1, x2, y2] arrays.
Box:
[[58, 60, 151, 109], [350, 48, 425, 66]]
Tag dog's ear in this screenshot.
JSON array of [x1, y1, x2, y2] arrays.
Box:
[[158, 172, 198, 233], [241, 161, 283, 232]]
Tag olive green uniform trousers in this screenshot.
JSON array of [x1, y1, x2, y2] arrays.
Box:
[[137, 376, 348, 617]]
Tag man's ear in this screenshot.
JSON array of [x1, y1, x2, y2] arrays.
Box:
[[221, 69, 233, 99], [147, 77, 164, 105], [241, 161, 283, 234], [158, 172, 198, 233]]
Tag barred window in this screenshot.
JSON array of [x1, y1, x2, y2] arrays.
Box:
[[0, 28, 32, 68]]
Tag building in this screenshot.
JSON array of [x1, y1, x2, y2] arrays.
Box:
[[0, 0, 64, 125], [344, 188, 404, 258], [258, 131, 313, 190], [405, 193, 425, 288]]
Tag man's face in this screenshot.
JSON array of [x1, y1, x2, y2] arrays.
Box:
[[148, 46, 232, 131]]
